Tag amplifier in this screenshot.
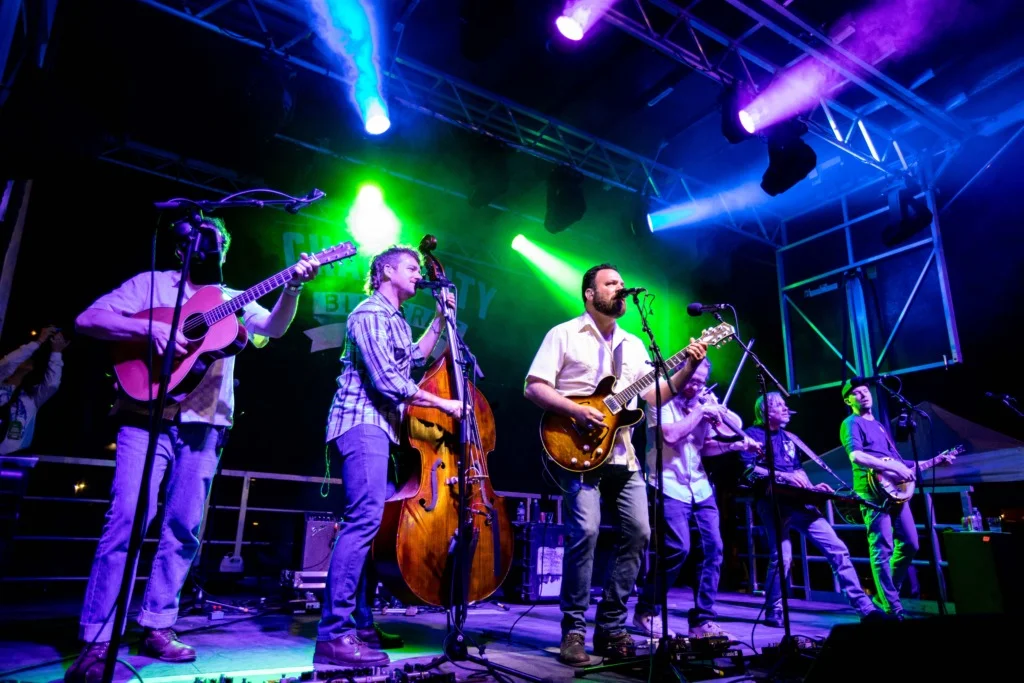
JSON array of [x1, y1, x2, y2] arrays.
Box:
[[502, 522, 615, 603], [302, 513, 340, 574]]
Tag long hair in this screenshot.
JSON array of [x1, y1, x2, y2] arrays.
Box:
[[365, 245, 420, 295]]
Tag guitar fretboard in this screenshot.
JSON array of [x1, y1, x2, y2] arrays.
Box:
[[610, 346, 693, 406], [201, 268, 296, 326]]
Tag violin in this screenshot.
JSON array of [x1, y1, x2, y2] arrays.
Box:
[[697, 388, 762, 454]]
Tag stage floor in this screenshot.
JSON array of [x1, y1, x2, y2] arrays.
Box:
[[0, 589, 862, 683]]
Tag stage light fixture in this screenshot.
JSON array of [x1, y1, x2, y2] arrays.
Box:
[[759, 119, 817, 196], [721, 80, 757, 144], [555, 14, 585, 41], [544, 166, 586, 234], [881, 182, 934, 246], [364, 100, 391, 135]]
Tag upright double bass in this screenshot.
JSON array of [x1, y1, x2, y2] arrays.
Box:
[[372, 235, 513, 607]]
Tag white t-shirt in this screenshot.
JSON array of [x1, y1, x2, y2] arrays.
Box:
[[645, 395, 713, 504], [88, 270, 271, 426], [526, 312, 652, 470]]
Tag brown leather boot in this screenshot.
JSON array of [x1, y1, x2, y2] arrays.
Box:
[[356, 624, 404, 649], [313, 634, 390, 668], [140, 628, 196, 662], [64, 642, 110, 683], [558, 632, 589, 665]]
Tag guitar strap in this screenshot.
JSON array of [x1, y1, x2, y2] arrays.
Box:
[[612, 341, 625, 392], [784, 430, 848, 483]]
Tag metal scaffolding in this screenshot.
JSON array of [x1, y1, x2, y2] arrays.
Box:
[[132, 0, 781, 245], [603, 0, 967, 178]]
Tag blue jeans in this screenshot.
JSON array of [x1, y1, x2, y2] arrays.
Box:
[[637, 490, 722, 627], [862, 501, 919, 614], [558, 465, 650, 637], [318, 425, 391, 641], [79, 423, 222, 642], [758, 501, 876, 616]]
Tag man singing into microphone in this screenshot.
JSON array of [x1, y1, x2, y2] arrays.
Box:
[[841, 377, 919, 620], [524, 263, 707, 665], [315, 245, 463, 668]]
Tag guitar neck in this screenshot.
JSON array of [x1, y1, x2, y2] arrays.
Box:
[[611, 346, 692, 405], [202, 268, 294, 325]]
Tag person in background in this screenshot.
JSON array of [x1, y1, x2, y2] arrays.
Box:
[[0, 325, 69, 454]]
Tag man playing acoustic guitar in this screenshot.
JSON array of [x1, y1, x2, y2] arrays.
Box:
[[524, 263, 707, 666], [66, 217, 320, 683], [840, 378, 918, 620]]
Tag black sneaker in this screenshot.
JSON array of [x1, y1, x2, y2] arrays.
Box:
[[764, 611, 783, 628], [64, 642, 110, 683], [558, 632, 589, 665]]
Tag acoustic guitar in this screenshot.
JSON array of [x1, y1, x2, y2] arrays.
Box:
[[113, 241, 356, 403], [539, 322, 735, 473], [868, 444, 963, 503]]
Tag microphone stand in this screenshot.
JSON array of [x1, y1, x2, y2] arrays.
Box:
[[713, 314, 810, 680], [874, 380, 947, 616], [427, 284, 542, 683], [100, 217, 200, 683], [101, 189, 324, 683], [579, 291, 686, 681]]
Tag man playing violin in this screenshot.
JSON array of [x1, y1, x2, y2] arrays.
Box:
[[632, 358, 758, 640], [742, 391, 885, 626], [525, 264, 708, 666], [315, 246, 464, 668]]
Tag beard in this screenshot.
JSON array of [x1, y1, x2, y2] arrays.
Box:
[[593, 292, 625, 318]]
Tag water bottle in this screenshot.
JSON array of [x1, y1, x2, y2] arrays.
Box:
[[516, 501, 526, 523]]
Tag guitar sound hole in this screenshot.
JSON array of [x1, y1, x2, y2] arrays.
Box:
[[182, 313, 209, 342]]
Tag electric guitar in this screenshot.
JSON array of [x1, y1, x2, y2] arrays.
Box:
[[113, 241, 357, 404], [868, 444, 963, 503], [538, 322, 735, 473]]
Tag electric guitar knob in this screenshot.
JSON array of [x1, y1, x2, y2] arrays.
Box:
[[570, 457, 578, 465], [582, 444, 591, 453], [583, 460, 591, 468], [595, 448, 604, 457]]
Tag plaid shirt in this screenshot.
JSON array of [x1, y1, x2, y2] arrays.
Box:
[[325, 291, 426, 444]]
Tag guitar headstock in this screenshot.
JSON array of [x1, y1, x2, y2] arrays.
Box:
[[696, 322, 736, 348], [313, 241, 358, 268]]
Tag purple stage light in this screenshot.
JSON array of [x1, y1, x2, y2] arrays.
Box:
[[739, 110, 757, 134], [556, 15, 584, 41]]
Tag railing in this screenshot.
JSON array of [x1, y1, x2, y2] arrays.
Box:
[[1, 455, 559, 582], [737, 485, 974, 607]]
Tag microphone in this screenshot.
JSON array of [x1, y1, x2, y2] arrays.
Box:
[[986, 391, 1017, 402], [616, 287, 647, 298], [860, 373, 892, 383], [285, 188, 326, 214], [687, 302, 729, 316], [154, 199, 188, 210], [415, 279, 451, 290]]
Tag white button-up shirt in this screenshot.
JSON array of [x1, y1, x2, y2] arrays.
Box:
[[646, 395, 714, 504], [526, 312, 652, 470]]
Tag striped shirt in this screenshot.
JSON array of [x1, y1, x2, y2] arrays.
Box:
[[325, 291, 426, 444]]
